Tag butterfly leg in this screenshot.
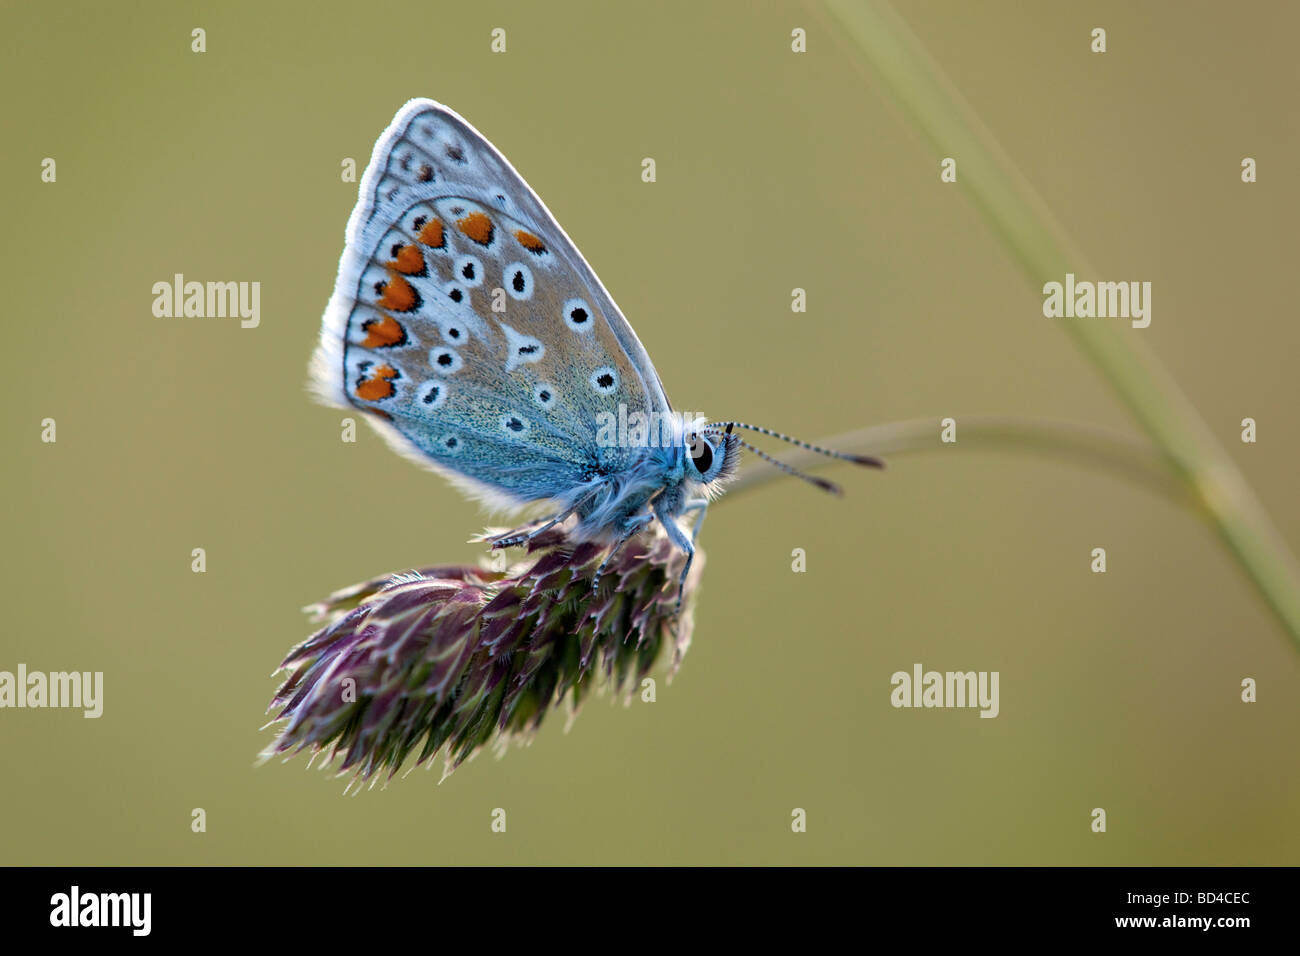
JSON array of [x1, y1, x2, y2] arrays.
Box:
[[590, 513, 654, 592], [652, 498, 696, 614], [681, 498, 709, 543], [488, 494, 593, 551]]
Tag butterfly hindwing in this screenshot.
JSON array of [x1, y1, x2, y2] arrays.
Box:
[[313, 99, 672, 509]]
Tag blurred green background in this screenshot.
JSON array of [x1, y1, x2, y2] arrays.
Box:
[[3, 0, 1297, 865]]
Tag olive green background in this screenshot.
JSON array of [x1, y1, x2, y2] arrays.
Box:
[[3, 0, 1297, 865]]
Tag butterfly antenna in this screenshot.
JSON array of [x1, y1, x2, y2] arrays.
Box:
[[707, 421, 884, 468], [732, 437, 844, 496]]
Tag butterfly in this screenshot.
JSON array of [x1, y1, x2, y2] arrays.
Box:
[[311, 99, 881, 606]]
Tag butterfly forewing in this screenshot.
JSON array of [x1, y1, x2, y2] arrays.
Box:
[[313, 100, 671, 509]]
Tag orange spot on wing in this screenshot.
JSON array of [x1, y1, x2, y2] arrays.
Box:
[[356, 364, 398, 401], [377, 275, 417, 311], [457, 211, 494, 245], [389, 244, 425, 275], [361, 314, 406, 348], [419, 217, 445, 248], [514, 229, 546, 254]]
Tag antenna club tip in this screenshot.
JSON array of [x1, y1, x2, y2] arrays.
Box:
[[850, 454, 886, 469], [813, 478, 844, 496]]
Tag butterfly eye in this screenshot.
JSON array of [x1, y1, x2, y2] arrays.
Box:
[[688, 434, 714, 475]]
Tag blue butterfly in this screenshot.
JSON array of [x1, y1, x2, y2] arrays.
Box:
[[312, 100, 881, 606]]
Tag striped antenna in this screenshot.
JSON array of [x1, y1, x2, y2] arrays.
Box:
[[729, 436, 843, 496], [706, 421, 884, 468]]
